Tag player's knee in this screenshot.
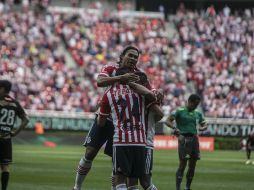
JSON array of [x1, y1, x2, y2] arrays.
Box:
[[1, 165, 10, 172], [85, 146, 99, 160]]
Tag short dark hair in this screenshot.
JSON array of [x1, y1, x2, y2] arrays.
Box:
[[121, 45, 140, 57], [115, 67, 131, 76], [118, 45, 140, 64], [0, 80, 12, 93], [188, 94, 201, 102]]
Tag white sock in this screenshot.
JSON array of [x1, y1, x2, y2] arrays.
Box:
[[146, 184, 158, 190], [74, 157, 92, 189], [116, 183, 127, 190], [128, 185, 139, 190]]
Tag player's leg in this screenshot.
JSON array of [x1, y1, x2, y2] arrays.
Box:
[[176, 135, 188, 190], [73, 146, 99, 190], [246, 146, 251, 164], [139, 148, 158, 190], [127, 146, 146, 190], [1, 165, 10, 190], [176, 159, 187, 190], [185, 135, 199, 190], [113, 146, 128, 190], [127, 178, 139, 190], [185, 159, 197, 190], [73, 117, 107, 190], [103, 122, 116, 189], [0, 138, 12, 190]]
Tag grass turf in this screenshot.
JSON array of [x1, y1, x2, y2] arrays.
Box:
[[7, 144, 253, 190]]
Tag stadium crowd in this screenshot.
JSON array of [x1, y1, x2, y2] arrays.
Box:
[[175, 5, 254, 118], [0, 3, 185, 114], [2, 2, 254, 118]]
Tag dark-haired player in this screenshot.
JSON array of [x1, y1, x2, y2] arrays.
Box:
[[245, 133, 254, 165], [97, 67, 157, 190], [73, 46, 143, 190], [0, 80, 29, 190], [165, 94, 207, 190], [134, 71, 164, 190]]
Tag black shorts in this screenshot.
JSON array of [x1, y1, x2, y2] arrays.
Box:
[[0, 138, 12, 165], [113, 146, 146, 178], [144, 147, 153, 175], [83, 116, 114, 156], [178, 134, 200, 160]]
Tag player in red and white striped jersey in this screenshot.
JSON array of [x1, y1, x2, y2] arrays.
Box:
[[100, 83, 147, 146], [73, 46, 142, 190], [97, 67, 157, 190]]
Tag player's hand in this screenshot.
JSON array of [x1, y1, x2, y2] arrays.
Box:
[[199, 126, 208, 131], [120, 73, 139, 83], [173, 128, 180, 136], [153, 89, 164, 104], [10, 131, 17, 137]]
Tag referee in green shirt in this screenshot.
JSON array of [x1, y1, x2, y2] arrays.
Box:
[[166, 94, 207, 190]]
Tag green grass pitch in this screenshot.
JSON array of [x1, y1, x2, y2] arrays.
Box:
[[8, 144, 253, 190]]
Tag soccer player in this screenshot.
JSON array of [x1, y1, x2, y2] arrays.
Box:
[[165, 94, 207, 190], [97, 67, 157, 190], [245, 133, 254, 164], [73, 46, 142, 190], [135, 72, 164, 190], [0, 80, 29, 190]]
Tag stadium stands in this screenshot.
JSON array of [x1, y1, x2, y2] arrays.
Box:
[[175, 5, 254, 118], [1, 2, 253, 118], [0, 3, 186, 114]]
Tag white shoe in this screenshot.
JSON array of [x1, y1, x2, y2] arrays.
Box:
[[246, 160, 251, 164]]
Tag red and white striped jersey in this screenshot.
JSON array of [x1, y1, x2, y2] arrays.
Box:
[[99, 83, 147, 146], [98, 64, 120, 78], [98, 64, 153, 90]]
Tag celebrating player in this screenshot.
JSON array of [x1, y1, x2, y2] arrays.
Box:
[[97, 67, 157, 189], [73, 46, 142, 190], [0, 80, 29, 190]]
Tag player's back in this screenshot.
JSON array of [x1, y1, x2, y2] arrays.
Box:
[[106, 83, 146, 146], [0, 95, 24, 135]]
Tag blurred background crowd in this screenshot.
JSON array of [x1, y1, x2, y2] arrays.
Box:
[[0, 0, 254, 118]]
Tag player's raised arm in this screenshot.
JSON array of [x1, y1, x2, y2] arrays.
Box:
[[128, 82, 156, 102], [97, 73, 139, 87], [149, 104, 164, 122]]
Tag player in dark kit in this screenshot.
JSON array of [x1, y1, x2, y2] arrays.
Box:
[[166, 94, 207, 190], [0, 80, 29, 190], [245, 133, 254, 165]]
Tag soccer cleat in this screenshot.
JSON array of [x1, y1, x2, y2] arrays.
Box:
[[245, 160, 251, 164]]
